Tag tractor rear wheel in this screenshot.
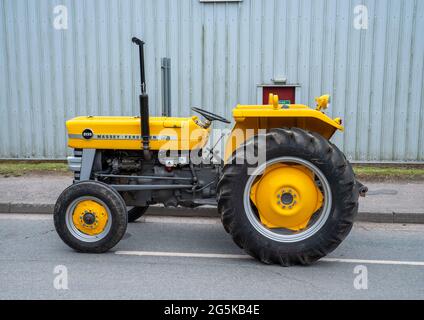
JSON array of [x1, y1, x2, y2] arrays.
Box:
[[217, 128, 359, 266], [127, 206, 149, 222], [54, 181, 128, 253]]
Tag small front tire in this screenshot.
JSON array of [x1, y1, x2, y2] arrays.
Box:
[[54, 181, 128, 253]]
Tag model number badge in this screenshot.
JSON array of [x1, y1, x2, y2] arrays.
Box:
[[82, 129, 93, 139]]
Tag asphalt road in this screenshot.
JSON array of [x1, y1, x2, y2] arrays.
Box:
[[0, 213, 423, 299]]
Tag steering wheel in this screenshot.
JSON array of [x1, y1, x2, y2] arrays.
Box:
[[191, 107, 231, 124]]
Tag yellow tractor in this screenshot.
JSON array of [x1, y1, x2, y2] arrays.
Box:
[[54, 37, 367, 266]]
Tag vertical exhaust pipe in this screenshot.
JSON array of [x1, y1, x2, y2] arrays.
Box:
[[132, 37, 151, 160]]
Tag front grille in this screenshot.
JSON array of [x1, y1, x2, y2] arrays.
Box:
[[68, 149, 82, 181]]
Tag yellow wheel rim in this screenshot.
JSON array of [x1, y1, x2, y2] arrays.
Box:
[[249, 163, 324, 231], [71, 199, 109, 236]]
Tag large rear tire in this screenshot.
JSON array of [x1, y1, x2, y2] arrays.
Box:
[[217, 128, 359, 266], [54, 181, 128, 253]]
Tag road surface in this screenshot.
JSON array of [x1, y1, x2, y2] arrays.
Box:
[[0, 213, 423, 299]]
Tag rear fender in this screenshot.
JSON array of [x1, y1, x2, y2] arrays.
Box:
[[224, 104, 343, 162]]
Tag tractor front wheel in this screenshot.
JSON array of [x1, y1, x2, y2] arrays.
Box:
[[217, 128, 359, 266], [54, 181, 128, 253]]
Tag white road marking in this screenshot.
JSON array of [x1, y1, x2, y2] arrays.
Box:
[[115, 250, 252, 260], [115, 250, 424, 266], [0, 213, 52, 220], [140, 216, 220, 225], [321, 257, 424, 266]]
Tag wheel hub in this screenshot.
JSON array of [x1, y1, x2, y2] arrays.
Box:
[[280, 192, 294, 205], [82, 212, 96, 225], [71, 200, 109, 236], [250, 163, 324, 231]]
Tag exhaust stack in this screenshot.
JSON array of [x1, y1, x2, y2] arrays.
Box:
[[132, 37, 151, 160]]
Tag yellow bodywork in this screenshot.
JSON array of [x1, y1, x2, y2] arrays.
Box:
[[224, 94, 343, 161], [67, 94, 342, 159], [67, 116, 210, 151], [249, 163, 323, 231]]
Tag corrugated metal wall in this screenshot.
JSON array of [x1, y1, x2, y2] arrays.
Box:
[[1, 0, 423, 161]]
